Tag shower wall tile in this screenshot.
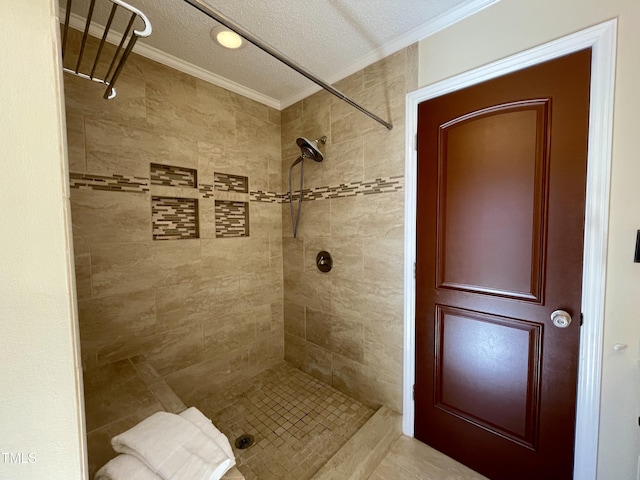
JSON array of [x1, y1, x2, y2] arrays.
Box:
[[363, 49, 407, 90], [363, 238, 405, 285], [364, 321, 404, 380], [63, 65, 147, 130], [143, 323, 205, 377], [329, 192, 404, 239], [151, 163, 198, 188], [250, 202, 282, 238], [200, 237, 269, 277], [154, 277, 240, 333], [319, 137, 365, 188], [78, 291, 156, 351], [331, 278, 403, 325], [70, 189, 151, 248], [214, 172, 248, 193], [363, 125, 406, 179], [305, 308, 332, 351], [283, 198, 330, 239], [215, 200, 248, 238], [65, 34, 285, 428], [91, 240, 202, 297], [304, 237, 364, 280], [282, 46, 412, 412], [284, 300, 305, 338], [284, 270, 332, 314], [203, 307, 258, 357], [85, 118, 197, 177], [74, 251, 93, 301], [66, 108, 86, 172]]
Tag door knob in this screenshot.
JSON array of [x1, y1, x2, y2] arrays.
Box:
[[551, 310, 572, 328]]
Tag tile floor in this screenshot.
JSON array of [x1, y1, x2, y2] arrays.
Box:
[[193, 362, 374, 480], [370, 435, 489, 480]]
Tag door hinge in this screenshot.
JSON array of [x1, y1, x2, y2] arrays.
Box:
[[580, 312, 584, 326], [414, 262, 416, 279], [413, 384, 415, 400]]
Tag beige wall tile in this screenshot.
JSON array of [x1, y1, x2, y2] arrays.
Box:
[[196, 137, 244, 183], [284, 300, 305, 338], [281, 101, 302, 125], [331, 277, 403, 324], [406, 43, 419, 93], [268, 107, 282, 126], [358, 365, 402, 412], [91, 240, 202, 297], [155, 276, 240, 332], [284, 332, 305, 370], [203, 308, 257, 357], [363, 238, 404, 285], [363, 124, 405, 179], [66, 108, 86, 172], [63, 68, 147, 130], [306, 308, 332, 349], [85, 118, 197, 177], [250, 202, 282, 238], [283, 237, 305, 275], [201, 237, 270, 277], [71, 190, 150, 248], [320, 138, 364, 187], [78, 290, 156, 350], [363, 49, 407, 90], [330, 192, 404, 238], [331, 315, 365, 363], [287, 199, 331, 239], [74, 252, 92, 301], [331, 353, 359, 397], [284, 270, 332, 314], [304, 236, 364, 280], [364, 320, 404, 380], [303, 341, 333, 384], [144, 323, 205, 376]]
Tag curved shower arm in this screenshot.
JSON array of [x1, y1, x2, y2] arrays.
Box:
[[182, 0, 393, 131]]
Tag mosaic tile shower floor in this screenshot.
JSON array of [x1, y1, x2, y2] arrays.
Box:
[[194, 363, 374, 480]]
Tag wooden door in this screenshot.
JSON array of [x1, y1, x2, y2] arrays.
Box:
[[414, 49, 592, 480]]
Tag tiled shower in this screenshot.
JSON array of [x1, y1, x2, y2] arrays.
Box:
[[64, 25, 416, 477]]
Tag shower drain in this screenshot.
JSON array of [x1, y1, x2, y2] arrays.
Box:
[[235, 433, 254, 450]]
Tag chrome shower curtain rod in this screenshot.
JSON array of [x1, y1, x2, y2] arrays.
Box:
[[182, 0, 393, 130]]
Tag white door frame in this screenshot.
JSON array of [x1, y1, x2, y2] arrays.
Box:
[[402, 20, 617, 480]]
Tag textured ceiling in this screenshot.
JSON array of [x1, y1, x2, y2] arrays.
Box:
[[65, 0, 493, 108]]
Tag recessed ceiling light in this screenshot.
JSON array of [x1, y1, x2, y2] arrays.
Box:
[[210, 25, 244, 50]]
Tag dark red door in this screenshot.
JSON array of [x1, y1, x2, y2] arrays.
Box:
[[415, 49, 591, 480]]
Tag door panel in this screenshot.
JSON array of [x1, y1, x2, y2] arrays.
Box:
[[435, 305, 542, 449], [437, 101, 550, 302], [415, 49, 591, 480]]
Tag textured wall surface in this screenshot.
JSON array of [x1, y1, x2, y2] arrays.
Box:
[[63, 28, 284, 444], [281, 46, 419, 412], [1, 2, 87, 479]]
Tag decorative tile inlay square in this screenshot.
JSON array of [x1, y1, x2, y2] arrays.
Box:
[[152, 196, 199, 240], [215, 200, 249, 238], [214, 172, 248, 193], [150, 163, 197, 188]]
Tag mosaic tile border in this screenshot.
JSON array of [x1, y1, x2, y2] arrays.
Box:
[[215, 172, 248, 193], [69, 173, 149, 193], [150, 163, 197, 188], [200, 184, 214, 199], [152, 196, 199, 241]]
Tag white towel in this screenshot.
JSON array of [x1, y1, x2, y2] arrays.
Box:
[[111, 411, 233, 480], [94, 453, 162, 480], [178, 407, 235, 470]]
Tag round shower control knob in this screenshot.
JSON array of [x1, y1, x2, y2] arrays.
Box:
[[551, 310, 572, 328]]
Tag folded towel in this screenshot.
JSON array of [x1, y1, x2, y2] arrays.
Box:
[[94, 453, 162, 480], [178, 407, 235, 469], [111, 411, 233, 480]]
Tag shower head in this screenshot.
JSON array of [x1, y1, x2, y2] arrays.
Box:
[[296, 136, 326, 162]]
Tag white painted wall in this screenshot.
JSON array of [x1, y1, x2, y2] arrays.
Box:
[[417, 0, 640, 478], [0, 1, 87, 479]]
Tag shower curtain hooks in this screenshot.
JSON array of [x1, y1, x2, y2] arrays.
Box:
[[182, 0, 393, 131]]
